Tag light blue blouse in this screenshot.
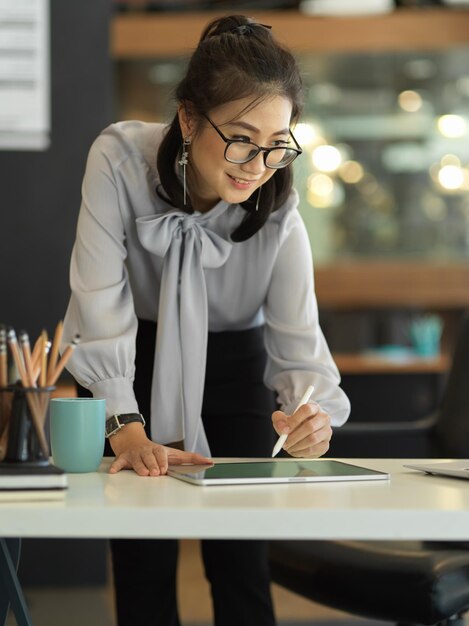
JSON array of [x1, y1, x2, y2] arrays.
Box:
[[62, 121, 350, 456]]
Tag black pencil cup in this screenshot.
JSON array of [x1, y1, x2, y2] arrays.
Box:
[[0, 385, 54, 467]]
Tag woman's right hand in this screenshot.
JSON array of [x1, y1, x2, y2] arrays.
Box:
[[108, 422, 212, 476]]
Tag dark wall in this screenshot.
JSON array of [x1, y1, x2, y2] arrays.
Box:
[[0, 0, 113, 339], [0, 0, 113, 587]]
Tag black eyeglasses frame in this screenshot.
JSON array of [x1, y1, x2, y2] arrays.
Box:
[[201, 113, 302, 169]]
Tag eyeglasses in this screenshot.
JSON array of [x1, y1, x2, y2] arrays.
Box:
[[202, 114, 302, 169]]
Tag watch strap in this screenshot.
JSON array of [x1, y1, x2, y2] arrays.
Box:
[[105, 413, 145, 438]]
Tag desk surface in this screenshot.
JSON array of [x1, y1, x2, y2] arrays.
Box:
[[1, 458, 469, 541]]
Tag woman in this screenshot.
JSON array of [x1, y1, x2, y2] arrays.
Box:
[[63, 14, 350, 626]]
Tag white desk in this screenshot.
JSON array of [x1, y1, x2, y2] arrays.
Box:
[[1, 458, 469, 541]]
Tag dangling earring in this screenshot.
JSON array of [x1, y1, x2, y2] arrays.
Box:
[[255, 185, 262, 212], [178, 136, 191, 205]]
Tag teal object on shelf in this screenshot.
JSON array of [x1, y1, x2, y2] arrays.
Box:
[[363, 345, 416, 361], [409, 315, 443, 357]]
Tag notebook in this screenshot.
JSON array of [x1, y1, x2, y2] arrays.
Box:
[[0, 462, 68, 499], [168, 459, 389, 486], [0, 488, 66, 502], [404, 460, 469, 480]]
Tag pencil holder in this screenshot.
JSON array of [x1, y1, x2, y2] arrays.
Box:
[[0, 386, 13, 463], [0, 385, 54, 466]]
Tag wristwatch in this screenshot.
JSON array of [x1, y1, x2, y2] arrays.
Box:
[[105, 413, 146, 438]]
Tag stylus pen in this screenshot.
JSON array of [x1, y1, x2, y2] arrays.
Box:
[[271, 384, 315, 458]]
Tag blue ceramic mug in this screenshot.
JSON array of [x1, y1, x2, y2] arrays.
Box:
[[50, 398, 106, 473]]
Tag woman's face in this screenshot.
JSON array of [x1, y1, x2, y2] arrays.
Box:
[[178, 95, 293, 213]]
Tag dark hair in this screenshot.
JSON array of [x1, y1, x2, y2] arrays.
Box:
[[157, 14, 304, 242]]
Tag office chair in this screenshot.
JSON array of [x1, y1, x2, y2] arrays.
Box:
[[325, 310, 469, 459], [270, 311, 469, 626]]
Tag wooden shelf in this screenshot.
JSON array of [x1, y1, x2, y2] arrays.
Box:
[[314, 261, 469, 310], [111, 8, 469, 59], [334, 352, 450, 375]]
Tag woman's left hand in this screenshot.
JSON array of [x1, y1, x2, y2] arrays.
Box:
[[272, 402, 332, 458]]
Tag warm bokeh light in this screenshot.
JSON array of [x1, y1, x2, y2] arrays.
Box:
[[462, 169, 469, 191], [307, 173, 334, 196], [311, 144, 342, 172], [294, 122, 323, 147], [437, 114, 467, 138], [398, 90, 423, 112], [437, 164, 464, 190], [440, 153, 461, 167], [339, 160, 364, 184], [336, 143, 353, 163], [307, 173, 344, 209]]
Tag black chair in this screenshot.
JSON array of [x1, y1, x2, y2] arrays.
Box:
[[326, 311, 469, 460], [270, 312, 469, 626]]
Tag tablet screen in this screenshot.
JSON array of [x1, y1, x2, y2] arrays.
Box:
[[168, 460, 388, 485]]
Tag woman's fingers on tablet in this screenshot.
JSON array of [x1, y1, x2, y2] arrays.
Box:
[[167, 449, 213, 466]]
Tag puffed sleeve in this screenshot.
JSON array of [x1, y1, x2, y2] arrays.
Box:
[[263, 199, 350, 426], [62, 131, 139, 417]]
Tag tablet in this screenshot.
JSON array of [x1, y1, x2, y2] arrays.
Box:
[[167, 460, 389, 486], [404, 460, 469, 480]]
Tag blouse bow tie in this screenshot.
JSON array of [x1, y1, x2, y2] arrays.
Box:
[[136, 211, 232, 456]]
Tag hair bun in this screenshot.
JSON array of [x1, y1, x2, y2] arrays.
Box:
[[230, 23, 272, 36], [199, 15, 271, 43]]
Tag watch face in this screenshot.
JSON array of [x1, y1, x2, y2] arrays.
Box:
[[105, 414, 144, 438], [106, 413, 145, 437], [105, 416, 120, 436]]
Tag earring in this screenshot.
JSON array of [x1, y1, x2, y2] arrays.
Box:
[[178, 136, 191, 206], [255, 185, 262, 212]]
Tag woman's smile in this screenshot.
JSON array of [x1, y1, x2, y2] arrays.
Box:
[[226, 173, 260, 189]]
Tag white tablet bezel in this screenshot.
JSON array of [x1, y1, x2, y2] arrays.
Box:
[[168, 459, 389, 486]]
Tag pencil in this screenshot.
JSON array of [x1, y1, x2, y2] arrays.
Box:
[[46, 320, 63, 386], [31, 334, 42, 371], [7, 328, 28, 386], [33, 340, 50, 384], [39, 330, 48, 388], [49, 334, 80, 386], [19, 331, 36, 388]]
